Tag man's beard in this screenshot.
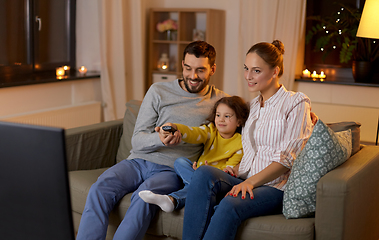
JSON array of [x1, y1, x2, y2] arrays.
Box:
[[182, 77, 208, 93]]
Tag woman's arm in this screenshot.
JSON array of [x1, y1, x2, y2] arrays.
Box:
[[227, 162, 289, 199]]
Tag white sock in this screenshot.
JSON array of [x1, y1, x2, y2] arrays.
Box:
[[138, 190, 175, 212]]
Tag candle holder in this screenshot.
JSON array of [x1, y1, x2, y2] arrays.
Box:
[[63, 65, 71, 75], [78, 66, 87, 75], [302, 69, 327, 81], [302, 69, 311, 78], [158, 53, 169, 72], [56, 67, 65, 79]]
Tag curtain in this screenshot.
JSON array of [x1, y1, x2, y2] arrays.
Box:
[[237, 0, 306, 100], [98, 0, 145, 121]]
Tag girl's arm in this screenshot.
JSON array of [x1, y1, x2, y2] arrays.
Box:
[[221, 150, 243, 171]]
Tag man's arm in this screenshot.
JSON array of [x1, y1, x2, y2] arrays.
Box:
[[130, 86, 166, 153]]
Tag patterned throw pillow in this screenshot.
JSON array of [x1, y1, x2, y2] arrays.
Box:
[[282, 119, 352, 219]]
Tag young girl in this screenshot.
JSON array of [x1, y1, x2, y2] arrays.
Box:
[[139, 96, 249, 212], [181, 40, 314, 240]]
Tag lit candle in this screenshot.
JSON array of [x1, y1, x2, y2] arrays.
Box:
[[319, 71, 326, 79], [79, 66, 87, 75], [302, 69, 311, 78], [56, 67, 65, 78], [311, 71, 319, 79], [158, 53, 169, 72], [63, 65, 70, 75]]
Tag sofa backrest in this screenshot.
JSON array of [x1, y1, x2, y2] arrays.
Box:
[[114, 100, 361, 161], [327, 121, 361, 155], [116, 100, 142, 163]]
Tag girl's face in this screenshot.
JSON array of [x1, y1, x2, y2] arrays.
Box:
[[244, 52, 279, 98], [215, 103, 240, 139]]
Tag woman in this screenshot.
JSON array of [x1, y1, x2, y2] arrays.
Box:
[[182, 40, 314, 240]]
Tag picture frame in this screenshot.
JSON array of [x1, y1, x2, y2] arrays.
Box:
[[193, 29, 205, 41]]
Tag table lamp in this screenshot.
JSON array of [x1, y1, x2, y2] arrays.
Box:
[[356, 0, 379, 39]]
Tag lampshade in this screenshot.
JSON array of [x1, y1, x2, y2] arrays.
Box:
[[356, 0, 379, 39]]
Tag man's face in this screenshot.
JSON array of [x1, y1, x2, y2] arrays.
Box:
[[181, 54, 216, 93]]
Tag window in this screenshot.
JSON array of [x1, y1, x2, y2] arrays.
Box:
[[305, 0, 365, 68], [0, 0, 75, 83]]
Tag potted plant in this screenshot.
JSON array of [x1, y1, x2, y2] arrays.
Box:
[[306, 3, 379, 82]]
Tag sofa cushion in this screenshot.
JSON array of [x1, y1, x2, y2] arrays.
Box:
[[236, 215, 315, 240], [69, 168, 108, 214], [116, 100, 142, 163], [327, 121, 361, 155], [283, 119, 352, 219]]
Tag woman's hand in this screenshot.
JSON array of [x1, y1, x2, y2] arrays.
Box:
[[225, 162, 288, 200], [155, 123, 181, 146], [226, 180, 254, 200], [223, 164, 239, 177], [310, 111, 318, 125]]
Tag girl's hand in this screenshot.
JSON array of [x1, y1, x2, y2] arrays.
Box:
[[192, 161, 198, 170], [193, 160, 209, 170], [226, 180, 254, 200]]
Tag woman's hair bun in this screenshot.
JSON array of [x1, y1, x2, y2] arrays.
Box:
[[272, 40, 285, 55]]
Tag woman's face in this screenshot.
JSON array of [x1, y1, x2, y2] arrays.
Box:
[[243, 52, 278, 94]]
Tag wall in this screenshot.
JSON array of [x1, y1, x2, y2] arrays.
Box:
[[294, 81, 379, 143], [144, 0, 241, 96], [0, 78, 102, 123], [4, 0, 378, 134]]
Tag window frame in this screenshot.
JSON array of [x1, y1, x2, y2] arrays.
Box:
[[0, 0, 76, 82]]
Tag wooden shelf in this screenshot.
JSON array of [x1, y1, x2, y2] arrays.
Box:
[[147, 8, 225, 91]]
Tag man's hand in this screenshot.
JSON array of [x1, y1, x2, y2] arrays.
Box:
[[155, 123, 181, 146]]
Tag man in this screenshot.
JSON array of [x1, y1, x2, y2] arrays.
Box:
[[76, 41, 228, 240]]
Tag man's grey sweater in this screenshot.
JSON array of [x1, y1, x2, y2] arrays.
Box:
[[127, 79, 227, 168]]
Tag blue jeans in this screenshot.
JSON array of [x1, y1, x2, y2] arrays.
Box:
[[169, 157, 195, 210], [182, 165, 284, 240], [76, 159, 182, 240]]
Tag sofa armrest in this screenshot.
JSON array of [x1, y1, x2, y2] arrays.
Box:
[[315, 145, 379, 240], [65, 119, 123, 171]]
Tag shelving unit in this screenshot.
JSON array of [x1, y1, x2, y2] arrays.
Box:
[[147, 8, 225, 91]]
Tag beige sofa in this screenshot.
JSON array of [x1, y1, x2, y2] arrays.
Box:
[[67, 100, 379, 240]]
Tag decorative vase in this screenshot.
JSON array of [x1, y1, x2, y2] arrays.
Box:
[[352, 61, 373, 83], [166, 30, 172, 40], [165, 30, 177, 41]]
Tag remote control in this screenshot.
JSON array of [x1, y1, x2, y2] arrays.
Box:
[[162, 125, 177, 133]]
